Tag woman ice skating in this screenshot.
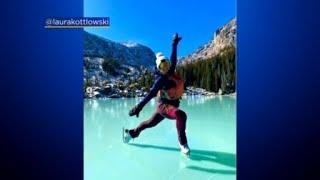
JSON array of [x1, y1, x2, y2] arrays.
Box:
[[123, 33, 190, 156]]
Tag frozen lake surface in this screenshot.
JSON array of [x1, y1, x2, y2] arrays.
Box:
[[84, 96, 236, 180]]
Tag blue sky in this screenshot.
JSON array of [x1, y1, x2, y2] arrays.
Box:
[[84, 0, 235, 58]]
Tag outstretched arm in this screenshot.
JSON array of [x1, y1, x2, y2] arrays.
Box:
[[168, 33, 182, 75], [129, 77, 164, 117], [138, 77, 163, 108]]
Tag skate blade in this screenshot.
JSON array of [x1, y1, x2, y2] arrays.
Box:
[[181, 151, 190, 158]]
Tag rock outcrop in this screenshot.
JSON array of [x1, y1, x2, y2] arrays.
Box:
[[180, 18, 236, 64]]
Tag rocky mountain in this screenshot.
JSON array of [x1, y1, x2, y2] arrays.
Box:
[[177, 18, 236, 94], [83, 19, 236, 98], [84, 31, 156, 69], [83, 31, 158, 98], [180, 18, 236, 64]]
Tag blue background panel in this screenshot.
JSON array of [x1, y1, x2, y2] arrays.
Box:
[[0, 0, 319, 179], [0, 0, 83, 179]]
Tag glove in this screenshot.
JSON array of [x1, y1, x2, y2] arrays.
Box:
[[129, 105, 142, 117], [172, 33, 182, 46]]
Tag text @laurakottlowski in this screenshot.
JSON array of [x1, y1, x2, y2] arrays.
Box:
[[45, 17, 110, 28]]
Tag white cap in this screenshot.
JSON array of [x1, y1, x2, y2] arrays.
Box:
[[156, 52, 168, 69]]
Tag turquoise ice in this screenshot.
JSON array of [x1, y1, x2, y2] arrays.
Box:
[[84, 96, 236, 180]]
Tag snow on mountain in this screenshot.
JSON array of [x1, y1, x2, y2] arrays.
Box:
[[84, 31, 156, 69]]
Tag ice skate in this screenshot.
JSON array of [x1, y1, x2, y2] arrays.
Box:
[[179, 143, 190, 157], [122, 127, 133, 143]]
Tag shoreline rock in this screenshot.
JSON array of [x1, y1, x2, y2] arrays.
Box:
[[84, 85, 236, 99]]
